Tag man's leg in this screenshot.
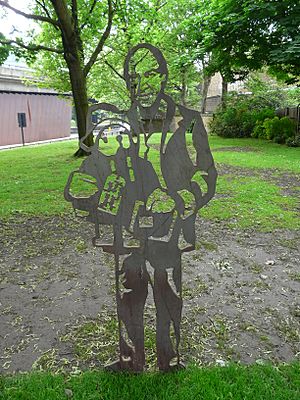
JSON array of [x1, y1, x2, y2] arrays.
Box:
[[153, 268, 182, 371], [117, 253, 148, 371]]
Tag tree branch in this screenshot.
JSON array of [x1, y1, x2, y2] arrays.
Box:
[[0, 38, 64, 54], [35, 0, 59, 30], [83, 0, 114, 76], [155, 0, 167, 13], [104, 60, 125, 81], [0, 0, 59, 26], [140, 0, 167, 40], [80, 0, 97, 30], [71, 0, 78, 29]]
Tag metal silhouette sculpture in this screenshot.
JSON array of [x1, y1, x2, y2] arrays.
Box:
[[65, 43, 217, 372]]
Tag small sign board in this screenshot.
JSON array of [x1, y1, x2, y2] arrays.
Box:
[[17, 113, 27, 128]]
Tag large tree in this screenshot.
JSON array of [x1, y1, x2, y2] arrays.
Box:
[[0, 0, 114, 156], [79, 0, 199, 108], [88, 0, 201, 109], [186, 0, 300, 85]]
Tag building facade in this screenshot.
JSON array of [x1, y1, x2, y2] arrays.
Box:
[[0, 65, 71, 147]]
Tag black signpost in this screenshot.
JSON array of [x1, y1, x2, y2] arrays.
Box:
[[17, 113, 27, 146]]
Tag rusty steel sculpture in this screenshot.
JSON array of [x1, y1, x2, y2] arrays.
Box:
[[65, 43, 217, 372]]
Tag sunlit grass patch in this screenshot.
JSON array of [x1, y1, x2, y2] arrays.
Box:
[[0, 136, 299, 231]]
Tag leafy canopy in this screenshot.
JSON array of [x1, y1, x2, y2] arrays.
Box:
[[186, 0, 300, 83]]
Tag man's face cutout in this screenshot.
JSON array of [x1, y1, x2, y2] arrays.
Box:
[[126, 47, 167, 106]]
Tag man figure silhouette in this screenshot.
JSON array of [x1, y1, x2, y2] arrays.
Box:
[[65, 43, 217, 371]]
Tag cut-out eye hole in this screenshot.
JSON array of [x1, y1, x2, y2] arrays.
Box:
[[139, 216, 153, 228], [70, 173, 98, 197]]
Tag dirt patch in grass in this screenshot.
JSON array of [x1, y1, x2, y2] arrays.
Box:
[[213, 146, 262, 153], [0, 213, 299, 373]]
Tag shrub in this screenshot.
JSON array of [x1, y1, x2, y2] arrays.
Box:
[[252, 109, 277, 138], [286, 136, 300, 147], [273, 135, 286, 144], [210, 102, 275, 138], [263, 117, 281, 140], [279, 117, 297, 139], [263, 116, 296, 143], [209, 91, 278, 138], [252, 122, 266, 138], [209, 90, 298, 144], [252, 116, 296, 143]]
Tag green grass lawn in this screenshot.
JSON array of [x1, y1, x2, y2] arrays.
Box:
[[210, 137, 300, 172], [1, 364, 300, 400], [1, 137, 299, 396], [0, 136, 299, 230]]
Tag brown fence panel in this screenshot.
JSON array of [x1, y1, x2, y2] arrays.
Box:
[[276, 106, 300, 134], [276, 106, 299, 121]]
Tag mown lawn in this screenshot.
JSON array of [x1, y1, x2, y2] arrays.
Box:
[[210, 137, 300, 172], [1, 364, 300, 400], [0, 136, 299, 230], [0, 137, 299, 397]]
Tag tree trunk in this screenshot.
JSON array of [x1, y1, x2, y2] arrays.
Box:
[[200, 74, 212, 114], [221, 76, 228, 108], [51, 0, 93, 157], [67, 59, 93, 157]]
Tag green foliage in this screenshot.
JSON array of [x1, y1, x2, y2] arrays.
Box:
[[19, 0, 200, 109], [252, 122, 266, 139], [88, 0, 200, 108], [285, 87, 300, 107], [252, 117, 296, 144], [210, 93, 276, 138], [210, 79, 297, 142], [244, 74, 299, 108], [186, 0, 300, 84], [266, 117, 293, 140], [28, 0, 114, 95], [286, 136, 300, 148], [0, 32, 9, 65]]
